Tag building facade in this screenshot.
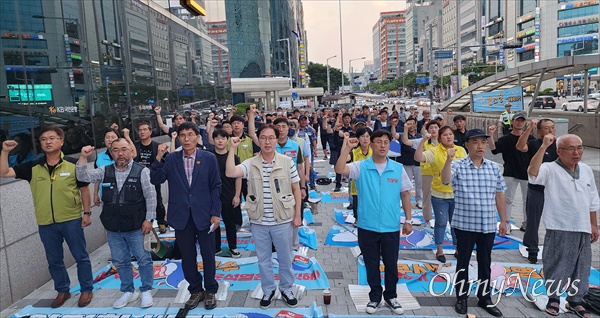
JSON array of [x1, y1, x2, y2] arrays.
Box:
[[224, 0, 306, 88], [207, 21, 230, 85], [404, 1, 442, 73], [373, 11, 407, 80]]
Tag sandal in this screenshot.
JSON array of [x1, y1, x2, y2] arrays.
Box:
[[566, 302, 592, 318], [545, 298, 560, 316]]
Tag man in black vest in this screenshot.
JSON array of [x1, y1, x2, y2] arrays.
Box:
[[135, 121, 168, 233], [77, 138, 157, 309]]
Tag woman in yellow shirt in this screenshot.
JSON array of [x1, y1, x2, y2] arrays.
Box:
[[415, 126, 467, 263], [349, 127, 372, 226]]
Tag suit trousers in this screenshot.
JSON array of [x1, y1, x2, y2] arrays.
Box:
[[176, 216, 218, 294]]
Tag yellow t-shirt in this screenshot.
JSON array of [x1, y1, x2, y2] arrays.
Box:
[[424, 143, 467, 198]]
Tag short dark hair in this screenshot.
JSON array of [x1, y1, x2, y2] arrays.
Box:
[[212, 129, 230, 139], [176, 122, 200, 135], [293, 109, 300, 113], [453, 115, 467, 122], [362, 105, 369, 110], [370, 129, 392, 142], [230, 115, 245, 124], [137, 121, 151, 129], [104, 128, 121, 138], [221, 120, 231, 126], [257, 123, 279, 138], [405, 117, 417, 124], [425, 120, 440, 131], [438, 125, 454, 136], [379, 109, 388, 115], [355, 127, 372, 139], [109, 137, 131, 147], [342, 112, 351, 118], [273, 117, 289, 126], [537, 118, 554, 130], [39, 125, 64, 139]]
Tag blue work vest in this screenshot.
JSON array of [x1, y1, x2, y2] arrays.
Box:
[[276, 138, 299, 166], [356, 157, 404, 233]]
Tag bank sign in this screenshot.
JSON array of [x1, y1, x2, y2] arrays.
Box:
[[472, 86, 524, 112]]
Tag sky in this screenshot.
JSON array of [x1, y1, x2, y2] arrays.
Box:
[[200, 0, 407, 71]]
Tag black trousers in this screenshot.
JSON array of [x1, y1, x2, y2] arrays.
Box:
[[454, 228, 495, 301], [352, 194, 358, 220], [358, 228, 399, 302], [215, 199, 242, 251], [523, 184, 545, 255], [155, 184, 167, 225], [176, 218, 218, 294]]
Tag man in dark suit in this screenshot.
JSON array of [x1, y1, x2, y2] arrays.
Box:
[[150, 122, 222, 310]]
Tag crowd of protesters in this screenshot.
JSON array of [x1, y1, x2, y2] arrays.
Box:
[[0, 101, 597, 318]]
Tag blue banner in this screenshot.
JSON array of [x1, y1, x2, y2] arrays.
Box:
[[71, 254, 330, 293], [357, 258, 600, 297], [473, 86, 524, 112], [11, 303, 324, 318]]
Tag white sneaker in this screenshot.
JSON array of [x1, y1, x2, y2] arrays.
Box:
[[428, 219, 435, 228], [366, 301, 379, 314], [113, 291, 139, 308], [140, 290, 154, 308]]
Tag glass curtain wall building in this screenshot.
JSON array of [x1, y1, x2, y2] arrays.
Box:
[[225, 0, 304, 87]]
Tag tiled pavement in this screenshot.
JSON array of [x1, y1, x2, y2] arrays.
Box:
[[1, 146, 599, 318]]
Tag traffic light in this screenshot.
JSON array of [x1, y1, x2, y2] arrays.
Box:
[[502, 42, 523, 49]]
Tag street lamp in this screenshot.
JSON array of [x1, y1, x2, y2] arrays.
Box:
[[326, 55, 337, 95], [277, 38, 293, 108], [349, 57, 365, 93], [338, 0, 345, 93]]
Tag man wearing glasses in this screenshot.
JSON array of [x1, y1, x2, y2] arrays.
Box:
[[151, 122, 222, 310], [528, 134, 598, 318], [155, 106, 186, 149], [335, 129, 414, 314], [76, 139, 156, 309], [0, 126, 94, 308]]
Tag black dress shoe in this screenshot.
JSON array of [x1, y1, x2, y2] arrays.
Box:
[[478, 299, 503, 317], [454, 299, 467, 314], [436, 254, 446, 263]]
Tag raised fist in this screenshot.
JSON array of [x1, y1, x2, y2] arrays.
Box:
[[1, 140, 18, 152], [122, 128, 130, 137], [80, 145, 95, 158], [447, 147, 456, 159], [154, 106, 161, 115], [230, 136, 241, 148], [157, 143, 169, 156], [543, 133, 556, 147], [171, 131, 178, 138], [488, 125, 497, 133], [347, 137, 359, 148]]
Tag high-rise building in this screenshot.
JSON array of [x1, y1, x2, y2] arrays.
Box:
[[372, 11, 406, 80], [224, 0, 306, 87], [404, 1, 442, 73], [441, 0, 457, 76], [207, 21, 230, 85]]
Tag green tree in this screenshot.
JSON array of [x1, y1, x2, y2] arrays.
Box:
[[306, 62, 348, 93]]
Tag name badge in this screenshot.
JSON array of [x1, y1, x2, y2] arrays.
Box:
[[59, 172, 70, 177]]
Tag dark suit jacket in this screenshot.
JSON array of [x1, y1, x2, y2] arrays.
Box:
[[150, 149, 222, 231]]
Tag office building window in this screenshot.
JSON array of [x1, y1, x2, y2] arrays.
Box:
[[558, 23, 598, 38], [557, 39, 599, 56], [2, 39, 48, 49], [520, 0, 536, 16], [0, 0, 45, 33], [558, 5, 599, 20], [519, 50, 534, 62], [518, 20, 535, 31]]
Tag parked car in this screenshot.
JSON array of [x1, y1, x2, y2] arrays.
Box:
[[562, 98, 599, 112], [529, 96, 556, 109]]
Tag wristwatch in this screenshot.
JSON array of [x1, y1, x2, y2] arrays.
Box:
[[83, 211, 92, 216], [405, 218, 414, 225]]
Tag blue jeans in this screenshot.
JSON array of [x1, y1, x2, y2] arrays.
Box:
[[107, 229, 153, 293], [38, 218, 93, 293], [251, 222, 295, 294], [431, 196, 456, 247]]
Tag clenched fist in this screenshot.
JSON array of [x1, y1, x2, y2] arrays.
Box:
[[1, 140, 18, 152]]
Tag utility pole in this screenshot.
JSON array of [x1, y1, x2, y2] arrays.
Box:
[[428, 22, 434, 106], [456, 0, 462, 92], [339, 0, 345, 93]]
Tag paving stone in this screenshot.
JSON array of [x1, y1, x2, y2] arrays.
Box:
[[325, 271, 344, 279], [153, 289, 178, 298], [227, 290, 247, 307]]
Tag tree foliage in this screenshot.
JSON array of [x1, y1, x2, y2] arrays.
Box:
[[306, 62, 348, 93]]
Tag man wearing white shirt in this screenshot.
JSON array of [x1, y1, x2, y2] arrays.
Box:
[[528, 133, 599, 318]]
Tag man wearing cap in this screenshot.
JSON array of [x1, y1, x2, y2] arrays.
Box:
[[417, 110, 431, 133], [452, 115, 467, 148], [497, 103, 514, 136], [441, 128, 507, 317], [488, 112, 534, 233]]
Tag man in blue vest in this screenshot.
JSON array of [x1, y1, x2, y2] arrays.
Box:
[[77, 138, 156, 309], [335, 129, 414, 315]]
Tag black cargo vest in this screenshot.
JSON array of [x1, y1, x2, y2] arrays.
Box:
[[100, 162, 146, 232]]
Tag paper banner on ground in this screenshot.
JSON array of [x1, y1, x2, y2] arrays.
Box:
[[304, 208, 315, 224], [519, 244, 544, 260], [334, 209, 424, 226], [71, 254, 329, 293], [10, 303, 324, 318], [321, 190, 350, 203], [326, 225, 521, 250], [348, 283, 421, 313], [357, 258, 600, 297], [298, 226, 318, 250]]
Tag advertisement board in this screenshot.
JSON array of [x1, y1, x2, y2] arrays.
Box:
[[473, 86, 524, 112]]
